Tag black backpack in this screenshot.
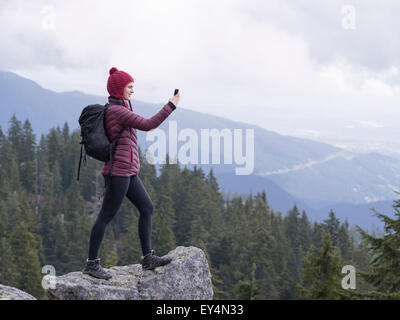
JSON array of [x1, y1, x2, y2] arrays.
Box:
[[77, 103, 126, 185]]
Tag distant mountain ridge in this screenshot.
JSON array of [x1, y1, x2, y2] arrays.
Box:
[[1, 69, 398, 229]]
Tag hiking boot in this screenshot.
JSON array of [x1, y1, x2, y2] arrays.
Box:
[[141, 249, 173, 270], [82, 258, 112, 280]]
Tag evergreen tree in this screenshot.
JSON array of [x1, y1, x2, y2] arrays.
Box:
[[0, 199, 9, 238], [296, 232, 350, 300], [60, 122, 78, 191], [20, 119, 36, 193], [217, 196, 245, 298], [311, 221, 323, 248], [156, 153, 182, 196], [46, 127, 62, 172], [322, 210, 340, 246], [18, 191, 38, 234], [201, 168, 226, 260], [198, 240, 228, 299], [0, 134, 21, 194], [0, 125, 6, 199], [356, 197, 400, 293], [222, 193, 278, 299], [36, 157, 62, 269], [0, 237, 16, 286], [349, 225, 374, 294], [7, 114, 24, 164], [50, 217, 69, 273], [36, 134, 52, 218], [0, 200, 16, 285], [99, 228, 119, 268], [63, 182, 90, 270], [337, 220, 354, 262], [270, 210, 292, 299], [152, 185, 176, 256], [61, 121, 70, 143], [284, 206, 303, 285], [67, 212, 92, 271], [9, 219, 43, 299], [76, 151, 104, 203], [299, 210, 312, 253], [137, 145, 158, 188], [233, 263, 261, 300], [176, 167, 208, 245], [247, 193, 279, 299], [118, 208, 142, 265]]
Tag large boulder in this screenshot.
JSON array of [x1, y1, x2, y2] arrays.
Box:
[[45, 246, 213, 300], [0, 284, 37, 300]]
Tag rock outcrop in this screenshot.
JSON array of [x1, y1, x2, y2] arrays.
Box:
[[0, 284, 37, 300], [45, 246, 213, 300]]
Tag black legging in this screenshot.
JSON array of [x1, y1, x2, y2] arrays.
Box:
[[88, 174, 153, 260]]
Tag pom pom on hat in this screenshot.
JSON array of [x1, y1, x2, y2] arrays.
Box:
[[107, 67, 134, 98], [109, 67, 118, 75]]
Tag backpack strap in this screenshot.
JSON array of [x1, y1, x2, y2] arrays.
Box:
[[76, 136, 88, 182], [77, 140, 84, 181]]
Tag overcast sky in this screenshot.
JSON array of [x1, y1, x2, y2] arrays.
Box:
[[1, 0, 399, 155]]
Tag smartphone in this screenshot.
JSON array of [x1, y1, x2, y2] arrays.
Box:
[[174, 89, 179, 96]]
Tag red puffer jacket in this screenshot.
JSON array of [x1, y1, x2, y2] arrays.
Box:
[[101, 96, 176, 177]]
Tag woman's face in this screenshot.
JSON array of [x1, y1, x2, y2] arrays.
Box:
[[123, 82, 134, 100]]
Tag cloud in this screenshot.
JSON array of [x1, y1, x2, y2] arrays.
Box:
[[1, 0, 399, 154], [358, 121, 383, 129], [241, 0, 400, 72]]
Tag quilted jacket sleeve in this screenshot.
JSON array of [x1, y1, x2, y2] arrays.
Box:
[[113, 102, 175, 131]]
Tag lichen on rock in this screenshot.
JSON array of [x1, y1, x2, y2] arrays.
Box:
[[0, 284, 37, 300]]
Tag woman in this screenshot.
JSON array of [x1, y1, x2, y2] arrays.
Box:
[[82, 67, 179, 280]]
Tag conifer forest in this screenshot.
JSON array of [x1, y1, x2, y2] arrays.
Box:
[[1, 115, 399, 300]]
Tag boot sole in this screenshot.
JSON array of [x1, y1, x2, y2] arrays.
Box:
[[82, 270, 112, 280], [142, 259, 173, 270]]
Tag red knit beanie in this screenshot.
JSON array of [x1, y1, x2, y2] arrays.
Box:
[[107, 67, 134, 98]]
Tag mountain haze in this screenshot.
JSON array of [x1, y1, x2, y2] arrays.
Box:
[[1, 70, 398, 228]]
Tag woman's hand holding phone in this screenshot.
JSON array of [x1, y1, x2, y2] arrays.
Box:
[[169, 89, 180, 107]]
